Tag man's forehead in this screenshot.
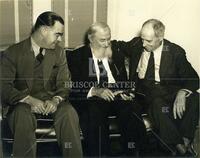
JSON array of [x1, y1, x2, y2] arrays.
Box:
[[141, 25, 155, 39], [51, 21, 64, 30], [95, 28, 110, 37]]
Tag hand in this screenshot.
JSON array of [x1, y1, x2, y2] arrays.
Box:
[[120, 92, 135, 101], [173, 90, 187, 119], [92, 87, 115, 102], [24, 96, 45, 114], [43, 99, 58, 115], [113, 90, 135, 101]]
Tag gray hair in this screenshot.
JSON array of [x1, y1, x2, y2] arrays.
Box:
[[142, 19, 165, 38], [87, 22, 110, 37]]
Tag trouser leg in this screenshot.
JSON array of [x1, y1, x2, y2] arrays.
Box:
[[7, 103, 37, 157], [148, 97, 183, 145], [116, 100, 147, 155], [87, 101, 109, 156], [179, 93, 199, 139], [53, 101, 83, 157]]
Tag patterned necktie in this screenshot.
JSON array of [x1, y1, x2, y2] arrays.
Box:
[[36, 48, 44, 63], [97, 59, 108, 87], [145, 52, 155, 81]]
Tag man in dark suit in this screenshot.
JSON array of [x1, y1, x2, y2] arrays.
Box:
[[67, 22, 146, 156], [1, 12, 82, 157], [114, 19, 199, 156]]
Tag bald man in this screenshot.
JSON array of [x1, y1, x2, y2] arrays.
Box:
[[67, 22, 147, 156], [113, 19, 199, 156]]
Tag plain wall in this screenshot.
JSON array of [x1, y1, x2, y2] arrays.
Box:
[[108, 0, 200, 76], [32, 0, 51, 24]]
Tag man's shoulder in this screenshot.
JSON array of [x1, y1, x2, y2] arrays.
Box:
[[112, 36, 142, 46], [3, 38, 31, 59], [129, 36, 142, 44], [72, 45, 90, 58], [73, 44, 88, 53], [164, 39, 186, 54], [67, 45, 88, 64], [6, 38, 30, 52]]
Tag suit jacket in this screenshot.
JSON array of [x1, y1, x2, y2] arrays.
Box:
[[112, 37, 199, 96], [1, 38, 71, 106], [67, 43, 129, 100]]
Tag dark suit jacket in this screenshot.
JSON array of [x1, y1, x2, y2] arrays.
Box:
[[112, 37, 199, 96], [1, 38, 71, 107], [67, 43, 129, 100]]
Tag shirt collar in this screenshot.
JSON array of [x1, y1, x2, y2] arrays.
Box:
[[31, 37, 45, 56], [31, 37, 40, 51]]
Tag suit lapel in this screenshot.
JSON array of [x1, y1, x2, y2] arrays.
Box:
[[21, 38, 55, 90], [109, 61, 117, 79], [83, 46, 98, 82], [21, 38, 35, 90], [159, 40, 172, 79], [43, 49, 55, 86], [130, 46, 143, 81]]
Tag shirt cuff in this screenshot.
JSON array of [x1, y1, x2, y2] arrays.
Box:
[[53, 96, 64, 103], [180, 89, 192, 97], [87, 87, 94, 98], [19, 95, 30, 103]]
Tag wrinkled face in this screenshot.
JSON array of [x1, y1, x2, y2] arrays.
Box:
[[42, 21, 64, 49], [89, 27, 111, 50], [140, 24, 162, 52]]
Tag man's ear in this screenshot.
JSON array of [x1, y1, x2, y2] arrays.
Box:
[[40, 26, 48, 36]]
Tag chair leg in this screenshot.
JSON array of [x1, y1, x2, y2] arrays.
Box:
[[148, 130, 176, 156]]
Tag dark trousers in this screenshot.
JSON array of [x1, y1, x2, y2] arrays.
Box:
[[7, 101, 83, 157], [82, 98, 146, 156], [139, 83, 199, 145]]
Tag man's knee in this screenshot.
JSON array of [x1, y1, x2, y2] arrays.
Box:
[[149, 98, 170, 114], [8, 103, 36, 134], [54, 101, 79, 123], [14, 103, 32, 114], [187, 93, 199, 109]]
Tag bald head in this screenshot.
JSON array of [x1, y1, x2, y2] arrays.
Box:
[[142, 19, 165, 38], [140, 19, 165, 52]]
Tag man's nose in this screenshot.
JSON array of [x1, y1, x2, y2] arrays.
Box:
[[105, 40, 110, 47], [57, 36, 62, 42], [143, 41, 147, 47]]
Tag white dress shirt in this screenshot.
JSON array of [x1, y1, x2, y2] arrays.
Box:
[[87, 52, 116, 98], [136, 41, 192, 96], [31, 37, 45, 57], [137, 41, 163, 82]]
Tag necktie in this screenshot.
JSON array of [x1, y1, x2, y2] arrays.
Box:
[[36, 48, 44, 63], [145, 52, 155, 81], [97, 60, 108, 87]]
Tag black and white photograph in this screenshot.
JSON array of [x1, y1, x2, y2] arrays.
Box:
[[0, 0, 199, 157]]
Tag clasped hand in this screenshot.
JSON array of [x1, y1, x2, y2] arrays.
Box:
[[25, 96, 58, 115], [91, 87, 135, 102]]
